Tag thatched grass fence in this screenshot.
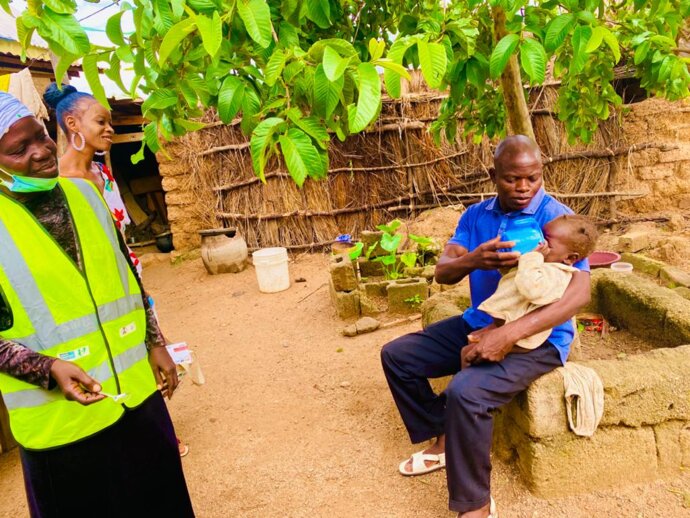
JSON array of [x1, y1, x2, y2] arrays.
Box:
[[159, 78, 685, 252]]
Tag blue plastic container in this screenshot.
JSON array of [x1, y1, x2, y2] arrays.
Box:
[[499, 216, 544, 255]]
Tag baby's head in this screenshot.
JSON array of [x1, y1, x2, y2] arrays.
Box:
[[541, 215, 598, 265]]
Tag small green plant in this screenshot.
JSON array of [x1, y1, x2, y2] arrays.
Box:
[[371, 219, 415, 280], [404, 294, 423, 307], [409, 234, 441, 267]]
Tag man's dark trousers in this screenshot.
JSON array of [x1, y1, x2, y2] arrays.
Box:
[[381, 315, 563, 513]]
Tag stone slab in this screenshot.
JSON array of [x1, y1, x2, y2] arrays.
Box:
[[420, 284, 471, 328], [358, 258, 385, 278], [508, 346, 690, 440], [654, 421, 687, 475], [359, 231, 387, 258], [674, 287, 690, 300]]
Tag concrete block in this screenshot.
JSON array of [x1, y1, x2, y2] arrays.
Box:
[[329, 279, 360, 319], [359, 293, 386, 316], [660, 266, 690, 288], [359, 231, 387, 258], [620, 253, 666, 277], [663, 302, 690, 345], [617, 231, 650, 253], [357, 257, 385, 278], [654, 421, 685, 475], [516, 427, 658, 498], [589, 346, 690, 427], [362, 280, 391, 298], [386, 278, 429, 313], [329, 254, 358, 292], [420, 284, 471, 328], [658, 147, 690, 163]]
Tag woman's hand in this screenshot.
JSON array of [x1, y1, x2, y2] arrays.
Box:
[[50, 359, 106, 405], [148, 346, 179, 400]]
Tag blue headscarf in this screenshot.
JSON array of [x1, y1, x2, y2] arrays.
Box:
[[0, 92, 32, 139]]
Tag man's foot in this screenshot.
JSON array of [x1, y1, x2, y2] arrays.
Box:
[[457, 497, 496, 518], [399, 435, 445, 475]]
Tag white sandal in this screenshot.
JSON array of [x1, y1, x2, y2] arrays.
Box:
[[398, 450, 446, 476], [489, 496, 498, 518]]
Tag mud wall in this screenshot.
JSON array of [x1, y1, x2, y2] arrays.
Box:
[[621, 98, 690, 213]]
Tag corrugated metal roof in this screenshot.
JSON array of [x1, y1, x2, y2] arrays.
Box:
[[0, 8, 50, 53]]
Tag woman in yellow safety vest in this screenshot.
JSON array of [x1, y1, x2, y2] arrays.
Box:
[[0, 92, 194, 516]]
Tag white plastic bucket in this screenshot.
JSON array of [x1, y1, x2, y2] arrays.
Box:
[[252, 247, 290, 293]]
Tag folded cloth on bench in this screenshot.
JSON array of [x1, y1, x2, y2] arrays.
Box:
[[559, 362, 604, 437]]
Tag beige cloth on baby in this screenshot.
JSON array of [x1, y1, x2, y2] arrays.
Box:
[[478, 252, 578, 349], [558, 362, 604, 437]]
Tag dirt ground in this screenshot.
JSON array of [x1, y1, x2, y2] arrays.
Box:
[[1, 253, 690, 517]]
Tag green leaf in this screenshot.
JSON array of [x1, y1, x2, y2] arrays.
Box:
[[379, 232, 402, 252], [634, 40, 651, 65], [489, 33, 519, 80], [174, 119, 207, 131], [237, 0, 272, 49], [306, 0, 330, 29], [53, 52, 78, 85], [400, 251, 417, 270], [106, 10, 126, 46], [279, 128, 322, 187], [170, 0, 184, 20], [286, 111, 329, 149], [116, 44, 135, 63], [308, 39, 358, 62], [142, 88, 178, 113], [217, 75, 245, 124], [585, 26, 605, 53], [601, 27, 621, 63], [323, 46, 350, 82], [314, 64, 343, 118], [377, 219, 402, 234], [250, 117, 285, 181], [368, 38, 385, 61], [265, 49, 287, 86], [520, 37, 546, 84], [105, 53, 128, 94], [570, 25, 591, 74], [240, 87, 261, 134], [158, 17, 196, 65], [153, 0, 174, 35], [375, 59, 411, 80], [544, 13, 574, 52], [384, 37, 416, 98], [195, 11, 222, 58], [43, 0, 76, 15], [417, 40, 447, 89], [347, 62, 381, 133], [283, 60, 305, 82], [187, 0, 218, 11], [82, 54, 110, 109], [42, 8, 90, 55]]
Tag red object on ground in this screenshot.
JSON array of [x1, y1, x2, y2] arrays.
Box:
[[589, 250, 621, 268]]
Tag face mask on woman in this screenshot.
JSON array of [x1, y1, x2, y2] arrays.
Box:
[[0, 168, 58, 193]]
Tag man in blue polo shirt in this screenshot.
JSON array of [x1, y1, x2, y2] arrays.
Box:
[[381, 135, 591, 518]]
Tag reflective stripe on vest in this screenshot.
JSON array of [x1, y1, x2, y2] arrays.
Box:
[[2, 343, 147, 409]]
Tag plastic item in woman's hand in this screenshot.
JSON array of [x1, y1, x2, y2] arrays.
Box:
[[498, 216, 545, 255]]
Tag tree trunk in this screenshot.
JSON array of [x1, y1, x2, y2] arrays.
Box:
[[493, 7, 536, 141]]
